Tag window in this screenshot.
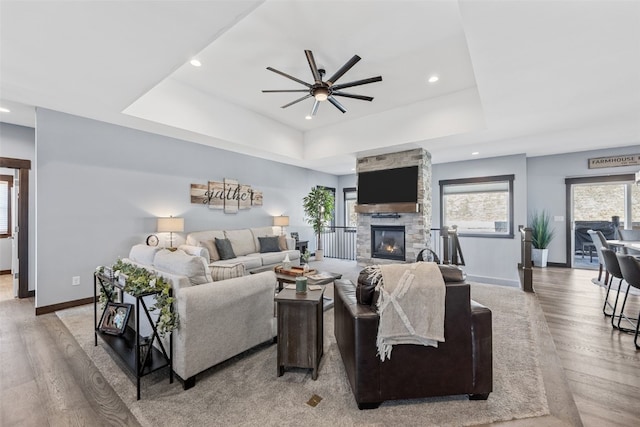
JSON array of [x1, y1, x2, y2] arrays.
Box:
[[0, 175, 13, 238], [440, 175, 514, 237], [318, 186, 336, 230], [344, 187, 357, 227]]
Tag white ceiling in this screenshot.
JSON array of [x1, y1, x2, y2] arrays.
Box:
[[1, 0, 639, 175]]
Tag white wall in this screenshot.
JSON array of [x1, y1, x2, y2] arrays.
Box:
[[432, 154, 528, 286], [527, 145, 640, 264], [35, 109, 337, 308], [0, 123, 36, 290]]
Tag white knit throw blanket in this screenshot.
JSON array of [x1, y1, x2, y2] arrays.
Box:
[[369, 262, 446, 361]]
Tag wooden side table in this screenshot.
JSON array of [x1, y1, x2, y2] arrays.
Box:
[[275, 287, 324, 380]]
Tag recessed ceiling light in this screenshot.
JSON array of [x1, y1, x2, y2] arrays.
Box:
[[190, 59, 201, 67], [305, 115, 312, 120], [471, 152, 479, 155], [428, 75, 439, 83], [0, 107, 10, 113]]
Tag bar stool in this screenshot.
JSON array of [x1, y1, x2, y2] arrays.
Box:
[[614, 253, 640, 349], [600, 248, 624, 317], [587, 230, 609, 284]]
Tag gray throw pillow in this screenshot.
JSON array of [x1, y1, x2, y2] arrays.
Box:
[[258, 236, 281, 253], [215, 237, 236, 260]]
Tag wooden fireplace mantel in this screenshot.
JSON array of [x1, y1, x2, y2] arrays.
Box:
[[354, 203, 421, 214]]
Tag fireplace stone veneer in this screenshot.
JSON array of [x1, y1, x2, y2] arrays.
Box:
[[357, 148, 432, 265]]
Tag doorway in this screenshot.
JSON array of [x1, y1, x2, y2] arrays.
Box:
[[0, 157, 31, 298], [565, 173, 637, 269]]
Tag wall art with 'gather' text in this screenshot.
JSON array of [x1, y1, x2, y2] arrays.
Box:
[[191, 179, 263, 214]]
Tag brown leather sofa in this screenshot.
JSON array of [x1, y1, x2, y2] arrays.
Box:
[[334, 266, 492, 409]]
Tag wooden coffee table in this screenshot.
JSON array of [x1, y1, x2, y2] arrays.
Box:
[[275, 287, 324, 380], [275, 270, 342, 311]]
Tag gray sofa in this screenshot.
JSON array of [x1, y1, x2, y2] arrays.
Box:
[[180, 226, 300, 272], [124, 244, 277, 389]]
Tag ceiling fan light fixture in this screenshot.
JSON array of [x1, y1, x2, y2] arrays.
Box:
[[263, 50, 381, 115], [305, 115, 312, 120], [190, 59, 202, 67], [428, 75, 439, 83], [314, 87, 329, 101]]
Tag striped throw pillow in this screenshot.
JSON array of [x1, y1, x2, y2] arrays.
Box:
[[210, 263, 246, 282]]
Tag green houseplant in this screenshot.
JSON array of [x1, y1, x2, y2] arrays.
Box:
[[96, 259, 178, 337], [529, 210, 555, 267], [303, 187, 335, 260]]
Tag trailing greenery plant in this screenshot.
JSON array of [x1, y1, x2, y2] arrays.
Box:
[[96, 259, 178, 337], [301, 249, 311, 264], [529, 210, 555, 249], [303, 187, 335, 252]]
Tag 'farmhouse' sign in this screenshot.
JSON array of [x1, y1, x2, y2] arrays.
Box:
[[588, 154, 640, 169], [191, 179, 263, 214]]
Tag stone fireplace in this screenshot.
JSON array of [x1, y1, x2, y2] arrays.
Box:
[[371, 225, 406, 261], [356, 148, 432, 265]]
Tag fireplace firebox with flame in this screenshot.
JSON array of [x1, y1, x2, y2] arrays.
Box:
[[371, 225, 406, 261]]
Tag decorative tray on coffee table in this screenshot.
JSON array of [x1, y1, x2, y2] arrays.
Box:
[[274, 265, 317, 277]]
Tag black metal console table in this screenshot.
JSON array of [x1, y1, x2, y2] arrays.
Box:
[[94, 272, 173, 400]]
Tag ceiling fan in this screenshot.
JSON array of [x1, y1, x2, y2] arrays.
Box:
[[262, 50, 382, 116]]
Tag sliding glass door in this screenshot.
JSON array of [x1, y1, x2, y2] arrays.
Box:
[[566, 174, 637, 269]]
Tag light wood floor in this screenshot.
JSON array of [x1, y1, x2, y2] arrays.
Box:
[[0, 268, 638, 426], [533, 268, 640, 427]]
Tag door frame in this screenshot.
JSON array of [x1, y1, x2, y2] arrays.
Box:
[[564, 173, 634, 268], [0, 157, 31, 298]]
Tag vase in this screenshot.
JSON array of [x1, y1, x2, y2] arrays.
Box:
[[531, 248, 549, 268], [282, 253, 291, 270], [315, 249, 324, 261]]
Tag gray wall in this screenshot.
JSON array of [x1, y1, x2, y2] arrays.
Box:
[[432, 154, 528, 286], [31, 106, 640, 306], [0, 123, 36, 290], [527, 145, 640, 264], [35, 109, 337, 308]]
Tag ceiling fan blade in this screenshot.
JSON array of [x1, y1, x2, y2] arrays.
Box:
[[266, 67, 311, 88], [331, 91, 374, 101], [331, 76, 382, 91], [281, 94, 312, 109], [310, 99, 320, 116], [328, 96, 347, 114], [304, 50, 322, 83], [327, 55, 361, 85], [262, 89, 309, 93]]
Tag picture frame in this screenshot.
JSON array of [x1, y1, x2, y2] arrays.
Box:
[[99, 302, 132, 335], [291, 232, 299, 242]]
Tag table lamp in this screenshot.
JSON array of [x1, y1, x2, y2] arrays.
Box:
[[273, 215, 289, 235], [157, 216, 184, 248]]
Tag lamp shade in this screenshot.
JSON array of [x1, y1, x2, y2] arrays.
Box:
[[273, 215, 290, 227], [157, 217, 184, 233]]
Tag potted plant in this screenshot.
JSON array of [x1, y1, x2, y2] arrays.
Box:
[[303, 187, 335, 261], [530, 210, 555, 267]]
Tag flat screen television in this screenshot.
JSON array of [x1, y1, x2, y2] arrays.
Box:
[[357, 166, 418, 204]]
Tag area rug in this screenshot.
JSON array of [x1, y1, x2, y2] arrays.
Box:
[[57, 283, 549, 427]]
